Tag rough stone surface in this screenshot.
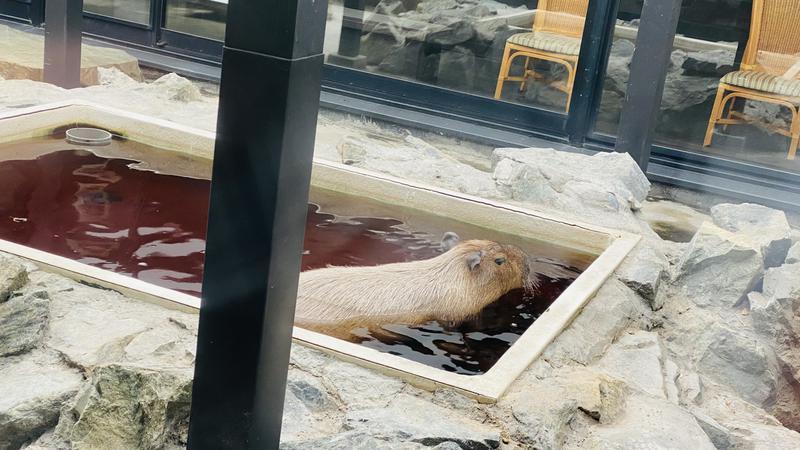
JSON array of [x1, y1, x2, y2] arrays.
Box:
[[542, 279, 650, 367], [281, 369, 344, 444], [492, 147, 650, 231], [674, 221, 763, 309], [690, 409, 732, 450], [0, 351, 83, 450], [762, 262, 800, 302], [501, 367, 626, 449], [727, 422, 800, 450], [281, 431, 455, 450], [0, 290, 49, 357], [786, 242, 800, 264], [319, 360, 405, 410], [53, 364, 192, 450], [615, 243, 668, 309], [711, 203, 793, 267], [677, 372, 703, 406], [752, 263, 800, 380], [345, 395, 501, 450], [0, 254, 28, 303], [696, 323, 779, 406], [594, 330, 668, 399], [35, 271, 197, 371], [337, 134, 502, 199], [0, 24, 142, 85], [570, 395, 716, 450]]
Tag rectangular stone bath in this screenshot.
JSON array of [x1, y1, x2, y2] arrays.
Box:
[[0, 101, 639, 401]]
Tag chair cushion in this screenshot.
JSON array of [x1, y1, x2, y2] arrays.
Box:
[[507, 31, 581, 56], [722, 70, 800, 97]]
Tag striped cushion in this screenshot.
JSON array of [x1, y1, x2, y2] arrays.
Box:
[[507, 31, 581, 56], [721, 70, 800, 97]]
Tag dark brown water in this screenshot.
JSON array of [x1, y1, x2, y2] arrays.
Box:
[[0, 148, 582, 375]]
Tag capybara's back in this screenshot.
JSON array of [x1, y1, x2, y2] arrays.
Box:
[[294, 233, 536, 333]]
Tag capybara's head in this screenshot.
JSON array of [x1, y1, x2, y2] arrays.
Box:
[[440, 233, 539, 301]]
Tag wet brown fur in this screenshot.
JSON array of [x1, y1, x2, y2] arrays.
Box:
[[294, 239, 537, 334]]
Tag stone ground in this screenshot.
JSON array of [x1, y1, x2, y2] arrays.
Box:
[[2, 55, 800, 449], [0, 24, 142, 86]]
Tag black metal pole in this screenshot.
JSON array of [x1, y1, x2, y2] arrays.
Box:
[[614, 0, 683, 170], [327, 0, 367, 69], [43, 0, 83, 88], [565, 0, 619, 145], [187, 0, 327, 448]]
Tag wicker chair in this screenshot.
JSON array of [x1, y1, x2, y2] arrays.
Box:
[[703, 0, 800, 160], [493, 0, 589, 111]]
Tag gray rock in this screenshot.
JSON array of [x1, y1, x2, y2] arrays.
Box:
[[0, 351, 83, 450], [690, 409, 732, 450], [149, 72, 202, 102], [425, 16, 475, 46], [786, 242, 800, 264], [35, 271, 197, 370], [674, 222, 763, 309], [0, 291, 49, 357], [664, 359, 680, 404], [289, 344, 334, 376], [577, 395, 716, 450], [677, 372, 703, 406], [345, 395, 501, 449], [492, 147, 651, 232], [727, 422, 800, 450], [337, 134, 502, 199], [753, 264, 800, 376], [281, 431, 426, 450], [436, 46, 476, 91], [542, 279, 649, 367], [502, 367, 626, 449], [762, 262, 800, 301], [280, 369, 343, 444], [55, 364, 192, 450], [320, 359, 405, 410], [615, 243, 668, 309], [287, 371, 336, 413], [711, 203, 793, 268], [594, 330, 668, 399], [377, 41, 427, 78], [0, 254, 28, 303], [696, 324, 779, 405]]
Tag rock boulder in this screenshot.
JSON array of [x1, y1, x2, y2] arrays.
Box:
[[0, 290, 49, 357], [674, 221, 763, 309], [0, 351, 83, 450], [344, 395, 501, 450], [711, 203, 793, 268], [0, 254, 28, 303]]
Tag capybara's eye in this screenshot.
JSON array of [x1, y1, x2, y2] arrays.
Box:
[[494, 257, 506, 266]]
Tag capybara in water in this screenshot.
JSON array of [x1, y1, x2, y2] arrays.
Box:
[[294, 232, 538, 333]]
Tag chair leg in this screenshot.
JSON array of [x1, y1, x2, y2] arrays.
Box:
[[519, 57, 531, 92], [789, 107, 800, 160], [704, 85, 727, 147], [494, 45, 513, 100], [564, 63, 577, 112], [723, 97, 741, 131]]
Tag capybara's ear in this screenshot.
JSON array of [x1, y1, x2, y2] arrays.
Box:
[[466, 251, 482, 271], [441, 232, 460, 251]]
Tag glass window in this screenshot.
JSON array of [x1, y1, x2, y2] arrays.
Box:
[[164, 0, 227, 41], [593, 7, 639, 136], [83, 0, 151, 25], [324, 0, 590, 112], [597, 1, 800, 175]]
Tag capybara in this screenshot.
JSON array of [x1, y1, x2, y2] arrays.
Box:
[[294, 232, 538, 333]]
